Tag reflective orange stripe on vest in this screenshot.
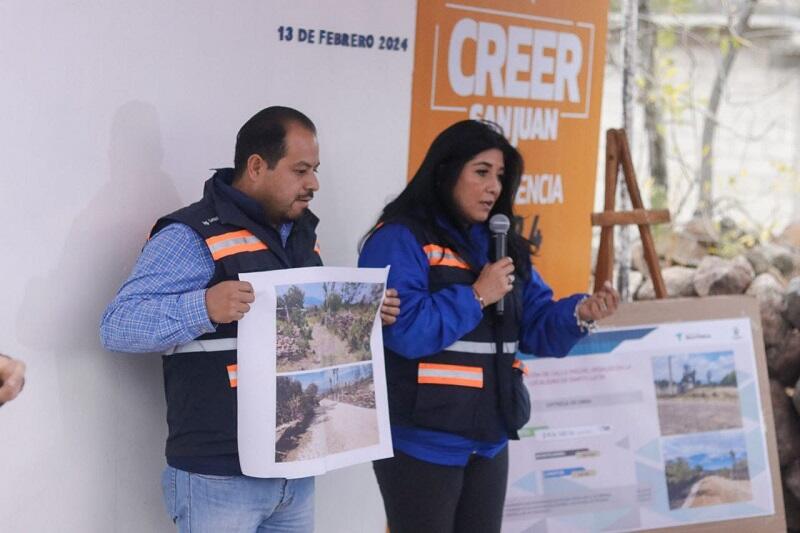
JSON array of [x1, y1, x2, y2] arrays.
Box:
[[205, 230, 268, 261], [418, 362, 483, 388], [226, 364, 238, 388], [512, 359, 529, 375], [422, 244, 470, 270]]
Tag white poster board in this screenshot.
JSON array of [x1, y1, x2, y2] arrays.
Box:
[[237, 267, 392, 479], [504, 296, 785, 533]]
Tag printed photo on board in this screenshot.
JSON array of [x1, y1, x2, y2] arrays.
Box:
[[662, 431, 752, 510], [651, 351, 743, 436], [275, 281, 384, 372], [275, 363, 379, 463]]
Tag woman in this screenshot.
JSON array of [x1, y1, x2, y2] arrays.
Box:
[[358, 120, 619, 533]]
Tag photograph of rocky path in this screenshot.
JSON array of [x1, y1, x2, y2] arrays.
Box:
[[275, 364, 379, 463], [276, 282, 384, 372]]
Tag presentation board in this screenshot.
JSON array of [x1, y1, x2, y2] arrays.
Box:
[[505, 296, 785, 533]]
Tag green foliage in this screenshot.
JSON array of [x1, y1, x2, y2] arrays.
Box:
[[339, 282, 362, 305], [281, 285, 305, 311], [276, 377, 320, 426], [665, 457, 697, 486], [707, 220, 758, 259], [614, 0, 693, 14], [368, 284, 384, 304], [719, 371, 737, 386], [651, 0, 693, 13], [278, 285, 306, 326], [657, 28, 677, 49], [325, 292, 343, 313], [346, 315, 374, 355], [650, 183, 668, 210]]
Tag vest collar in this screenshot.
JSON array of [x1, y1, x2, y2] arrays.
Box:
[[433, 215, 490, 271], [202, 168, 319, 267]]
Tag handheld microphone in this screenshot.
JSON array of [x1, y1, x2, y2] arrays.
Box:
[[488, 214, 511, 316]]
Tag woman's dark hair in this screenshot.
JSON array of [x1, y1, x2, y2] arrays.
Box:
[[366, 120, 530, 279]]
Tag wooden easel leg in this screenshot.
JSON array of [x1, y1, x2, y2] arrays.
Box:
[[639, 225, 667, 298], [617, 130, 668, 298], [594, 130, 620, 293]]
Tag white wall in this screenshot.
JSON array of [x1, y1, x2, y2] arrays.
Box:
[[0, 1, 415, 531]]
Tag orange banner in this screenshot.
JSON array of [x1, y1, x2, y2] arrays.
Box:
[[408, 1, 609, 297]]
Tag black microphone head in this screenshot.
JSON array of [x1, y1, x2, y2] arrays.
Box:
[[488, 214, 510, 235]]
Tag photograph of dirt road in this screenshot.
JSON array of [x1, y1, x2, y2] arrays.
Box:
[[275, 281, 385, 372], [652, 351, 742, 436], [275, 363, 379, 463], [663, 431, 751, 510]]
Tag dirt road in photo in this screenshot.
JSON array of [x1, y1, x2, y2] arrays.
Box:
[[310, 322, 360, 365], [657, 397, 742, 435], [681, 476, 752, 508], [282, 399, 378, 462]]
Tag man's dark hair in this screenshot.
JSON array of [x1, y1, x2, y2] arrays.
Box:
[[234, 106, 316, 177]]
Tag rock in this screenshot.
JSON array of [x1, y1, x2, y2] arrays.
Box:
[[628, 270, 644, 297], [747, 273, 789, 348], [769, 329, 800, 386], [631, 239, 670, 276], [785, 484, 800, 533], [746, 247, 772, 275], [631, 242, 647, 274], [733, 254, 756, 278], [786, 277, 800, 329], [662, 230, 709, 267], [793, 377, 800, 417], [777, 221, 800, 249], [763, 310, 791, 350], [745, 248, 790, 284], [747, 272, 787, 300], [770, 379, 800, 467], [635, 266, 696, 300], [718, 216, 752, 251], [767, 266, 790, 285], [692, 255, 755, 296], [759, 242, 796, 277], [787, 463, 800, 509], [684, 217, 720, 245]]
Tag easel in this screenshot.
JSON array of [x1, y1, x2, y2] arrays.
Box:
[[592, 129, 670, 298]]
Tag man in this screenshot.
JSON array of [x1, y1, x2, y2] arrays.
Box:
[[101, 106, 400, 532], [0, 353, 25, 405]]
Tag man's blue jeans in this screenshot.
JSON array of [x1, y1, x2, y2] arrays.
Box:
[[161, 466, 315, 532]]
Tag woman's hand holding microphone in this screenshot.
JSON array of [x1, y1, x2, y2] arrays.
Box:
[[472, 257, 515, 309]]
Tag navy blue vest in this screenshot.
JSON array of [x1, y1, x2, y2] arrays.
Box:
[[152, 173, 322, 469], [380, 221, 527, 442]]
